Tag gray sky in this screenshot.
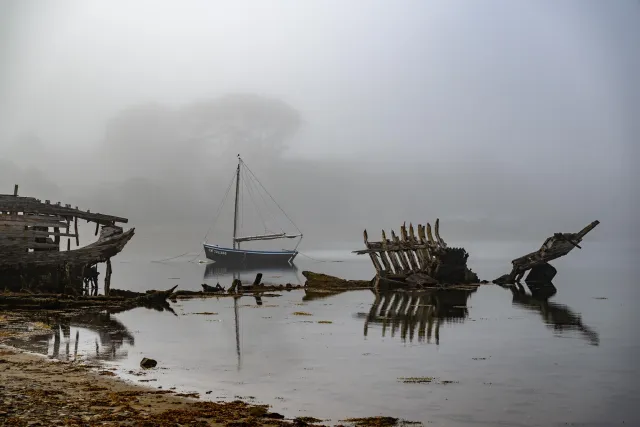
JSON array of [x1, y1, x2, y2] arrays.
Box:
[[1, 0, 637, 251]]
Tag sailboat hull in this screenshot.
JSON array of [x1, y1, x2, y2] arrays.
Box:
[[203, 244, 297, 266]]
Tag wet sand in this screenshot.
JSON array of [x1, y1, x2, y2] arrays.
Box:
[[0, 345, 298, 426], [0, 311, 410, 427]]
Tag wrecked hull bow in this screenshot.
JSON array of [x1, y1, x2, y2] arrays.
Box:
[[0, 185, 134, 295], [494, 220, 600, 285]]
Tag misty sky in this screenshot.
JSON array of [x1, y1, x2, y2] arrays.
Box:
[[1, 0, 638, 252], [2, 1, 637, 159]]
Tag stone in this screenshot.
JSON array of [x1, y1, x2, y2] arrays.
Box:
[[140, 358, 157, 369]]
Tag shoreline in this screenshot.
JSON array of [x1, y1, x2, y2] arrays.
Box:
[[0, 344, 300, 426], [0, 312, 417, 427]]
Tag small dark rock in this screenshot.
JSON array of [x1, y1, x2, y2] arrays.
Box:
[[265, 412, 286, 419], [140, 358, 157, 369]]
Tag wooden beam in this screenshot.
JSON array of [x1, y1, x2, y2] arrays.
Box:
[[105, 259, 112, 296], [391, 230, 410, 272], [426, 223, 436, 244], [0, 198, 128, 224], [0, 229, 78, 238], [0, 215, 68, 228], [378, 230, 394, 273], [364, 229, 383, 273]]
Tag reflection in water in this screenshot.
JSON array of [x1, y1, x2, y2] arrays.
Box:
[[7, 302, 176, 362], [503, 283, 600, 346], [302, 289, 349, 302], [204, 262, 301, 285], [355, 289, 477, 344]]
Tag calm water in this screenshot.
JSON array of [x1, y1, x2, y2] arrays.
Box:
[[9, 243, 639, 426]]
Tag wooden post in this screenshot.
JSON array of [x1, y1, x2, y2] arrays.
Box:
[[409, 223, 425, 270], [252, 273, 263, 286], [378, 230, 394, 273], [390, 230, 409, 272], [54, 227, 60, 248], [105, 259, 112, 296], [382, 230, 402, 273], [74, 216, 79, 246], [417, 224, 433, 268], [434, 218, 447, 248], [364, 230, 383, 273], [13, 184, 18, 196], [426, 223, 436, 244], [400, 224, 420, 271]]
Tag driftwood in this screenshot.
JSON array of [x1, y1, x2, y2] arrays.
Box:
[[0, 285, 178, 311], [302, 271, 373, 290], [353, 219, 479, 291], [494, 220, 600, 285], [201, 283, 225, 293]]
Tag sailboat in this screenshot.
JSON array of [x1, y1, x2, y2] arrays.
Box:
[[203, 155, 303, 266]]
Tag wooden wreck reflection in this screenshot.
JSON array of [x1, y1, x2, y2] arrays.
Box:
[[5, 303, 176, 362], [355, 288, 478, 344], [501, 283, 600, 346]]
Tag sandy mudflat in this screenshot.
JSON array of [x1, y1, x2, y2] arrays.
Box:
[[0, 345, 305, 426]]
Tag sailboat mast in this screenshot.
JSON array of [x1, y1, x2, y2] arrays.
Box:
[[232, 155, 241, 250]]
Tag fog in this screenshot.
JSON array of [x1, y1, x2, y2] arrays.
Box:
[[1, 0, 638, 257]]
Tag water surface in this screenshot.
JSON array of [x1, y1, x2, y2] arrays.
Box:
[[10, 245, 639, 426]]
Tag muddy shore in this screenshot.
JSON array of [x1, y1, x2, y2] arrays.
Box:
[[0, 310, 416, 427]]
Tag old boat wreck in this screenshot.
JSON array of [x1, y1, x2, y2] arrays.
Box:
[[0, 185, 134, 295], [353, 219, 479, 292]]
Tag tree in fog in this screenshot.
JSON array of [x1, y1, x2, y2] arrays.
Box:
[[101, 94, 301, 181], [180, 94, 302, 158]]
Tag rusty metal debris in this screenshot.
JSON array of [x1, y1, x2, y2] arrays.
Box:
[[352, 219, 478, 291], [0, 184, 134, 295]]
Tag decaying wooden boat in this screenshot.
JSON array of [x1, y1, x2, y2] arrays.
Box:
[[494, 220, 600, 285], [353, 219, 479, 291], [0, 185, 134, 294]]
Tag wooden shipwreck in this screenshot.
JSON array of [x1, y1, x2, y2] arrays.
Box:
[[494, 220, 600, 285], [353, 219, 479, 291], [0, 185, 134, 295]]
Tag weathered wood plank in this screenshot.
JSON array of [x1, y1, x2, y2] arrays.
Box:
[[400, 224, 420, 271], [377, 236, 394, 273], [0, 216, 68, 228], [0, 238, 59, 250], [0, 228, 135, 269], [0, 198, 128, 224], [364, 230, 383, 273], [426, 223, 436, 245], [434, 218, 447, 248], [417, 224, 433, 265], [391, 230, 410, 272], [74, 216, 79, 246], [0, 228, 78, 238], [382, 230, 402, 273]]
